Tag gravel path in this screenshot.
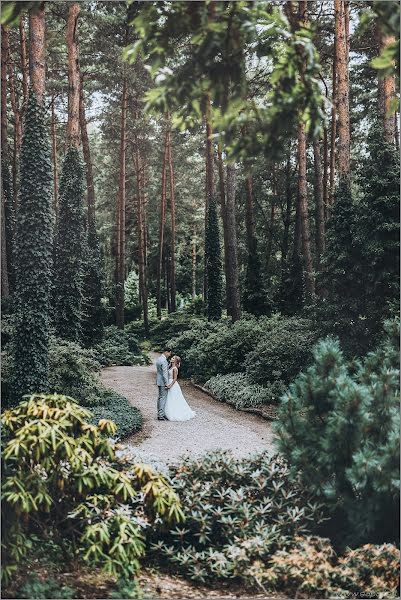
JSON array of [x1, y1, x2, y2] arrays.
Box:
[[101, 353, 276, 464]]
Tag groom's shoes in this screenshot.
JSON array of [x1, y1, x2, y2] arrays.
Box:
[[158, 416, 168, 421]]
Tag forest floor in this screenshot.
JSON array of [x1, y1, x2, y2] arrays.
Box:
[[101, 352, 276, 466]]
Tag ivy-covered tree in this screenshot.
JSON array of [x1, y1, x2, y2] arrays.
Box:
[[53, 146, 85, 342], [276, 318, 400, 547], [81, 214, 104, 347], [1, 161, 15, 294], [355, 123, 400, 321], [205, 193, 223, 320], [12, 91, 53, 401]]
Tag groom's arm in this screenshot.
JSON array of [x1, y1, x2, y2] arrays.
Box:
[[162, 357, 169, 386]]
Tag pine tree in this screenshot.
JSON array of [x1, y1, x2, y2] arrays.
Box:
[[53, 146, 85, 341], [12, 92, 53, 401], [355, 123, 400, 321], [276, 318, 400, 547], [81, 214, 104, 347], [205, 192, 223, 320]]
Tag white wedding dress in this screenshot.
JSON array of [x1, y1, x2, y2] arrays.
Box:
[[165, 367, 196, 422]]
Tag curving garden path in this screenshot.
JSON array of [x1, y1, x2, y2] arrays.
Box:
[[101, 353, 276, 464]]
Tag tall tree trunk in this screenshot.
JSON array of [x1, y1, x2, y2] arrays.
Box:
[[377, 27, 396, 143], [29, 5, 46, 103], [217, 146, 230, 314], [225, 164, 241, 321], [329, 34, 337, 206], [266, 168, 277, 271], [66, 2, 80, 147], [1, 26, 9, 298], [134, 145, 149, 334], [204, 95, 215, 305], [165, 249, 171, 313], [297, 122, 315, 296], [115, 80, 127, 329], [51, 98, 58, 218], [334, 0, 350, 181], [167, 125, 176, 312], [156, 129, 168, 318], [19, 17, 29, 109], [79, 75, 95, 222], [313, 137, 325, 272], [192, 221, 197, 300], [281, 158, 292, 266], [8, 61, 21, 209], [323, 126, 329, 218]]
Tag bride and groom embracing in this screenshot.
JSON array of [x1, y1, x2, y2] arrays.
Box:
[[155, 347, 196, 422]]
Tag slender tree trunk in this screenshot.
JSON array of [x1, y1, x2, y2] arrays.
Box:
[[192, 220, 197, 300], [298, 122, 315, 296], [217, 145, 230, 314], [313, 137, 325, 272], [395, 112, 400, 152], [266, 168, 277, 271], [79, 76, 95, 222], [323, 126, 329, 218], [157, 129, 168, 318], [1, 26, 9, 297], [134, 145, 149, 334], [51, 99, 58, 218], [204, 96, 215, 305], [281, 158, 292, 266], [167, 125, 176, 312], [334, 0, 350, 181], [245, 174, 256, 246], [29, 5, 46, 103], [19, 17, 29, 110], [165, 250, 171, 313], [8, 61, 21, 209], [377, 27, 396, 143], [116, 80, 127, 329], [66, 2, 81, 147], [225, 164, 241, 321], [329, 35, 337, 206]]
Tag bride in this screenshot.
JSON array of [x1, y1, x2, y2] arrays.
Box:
[[165, 356, 196, 422]]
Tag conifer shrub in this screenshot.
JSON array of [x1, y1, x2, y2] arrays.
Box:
[[276, 318, 400, 547], [11, 92, 53, 402], [53, 146, 85, 342], [93, 325, 148, 366], [150, 450, 326, 583], [81, 215, 105, 347], [1, 394, 183, 584]]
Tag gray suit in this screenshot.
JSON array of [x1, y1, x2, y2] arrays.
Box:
[[156, 354, 169, 419]]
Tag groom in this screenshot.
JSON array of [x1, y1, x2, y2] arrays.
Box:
[[155, 347, 172, 420]]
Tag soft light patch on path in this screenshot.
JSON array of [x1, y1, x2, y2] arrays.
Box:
[[100, 353, 276, 464]]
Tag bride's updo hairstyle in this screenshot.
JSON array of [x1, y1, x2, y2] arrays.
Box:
[[173, 356, 181, 368]]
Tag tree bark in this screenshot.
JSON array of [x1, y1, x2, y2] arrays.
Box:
[[29, 5, 46, 104], [281, 158, 292, 266], [298, 122, 315, 296], [225, 164, 241, 321], [156, 129, 169, 318], [323, 126, 329, 219], [217, 145, 230, 314], [134, 144, 149, 334], [334, 0, 350, 181], [1, 26, 9, 298], [1, 181, 9, 299], [192, 220, 197, 300], [204, 94, 215, 304], [66, 2, 81, 147], [19, 17, 29, 109], [79, 75, 95, 222], [313, 137, 325, 272], [8, 59, 21, 210], [167, 124, 176, 312], [377, 27, 396, 143], [51, 99, 58, 218], [115, 80, 127, 329]]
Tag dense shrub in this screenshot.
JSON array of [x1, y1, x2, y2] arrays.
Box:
[[245, 316, 319, 386], [205, 373, 285, 409], [89, 390, 143, 439], [2, 394, 183, 584], [93, 326, 148, 367], [151, 450, 326, 583], [165, 319, 211, 378], [276, 318, 400, 547]]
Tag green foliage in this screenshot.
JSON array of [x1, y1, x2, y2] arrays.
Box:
[[109, 578, 144, 600], [1, 394, 184, 584], [205, 193, 223, 321], [89, 392, 143, 439], [275, 318, 400, 547], [2, 159, 15, 291], [93, 325, 147, 367], [355, 123, 400, 322], [11, 91, 53, 403], [53, 146, 85, 342], [245, 316, 319, 386], [81, 215, 105, 347], [277, 251, 304, 316], [17, 577, 76, 599], [205, 373, 285, 409], [151, 451, 326, 584], [243, 236, 271, 317]]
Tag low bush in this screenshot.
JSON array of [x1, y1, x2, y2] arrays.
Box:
[[89, 390, 143, 439], [17, 576, 77, 599], [245, 315, 319, 386], [2, 394, 183, 584], [93, 326, 148, 367], [204, 373, 285, 409], [276, 318, 400, 547], [165, 319, 211, 378], [150, 450, 327, 583]]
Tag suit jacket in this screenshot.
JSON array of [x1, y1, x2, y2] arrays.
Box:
[[156, 354, 169, 386]]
